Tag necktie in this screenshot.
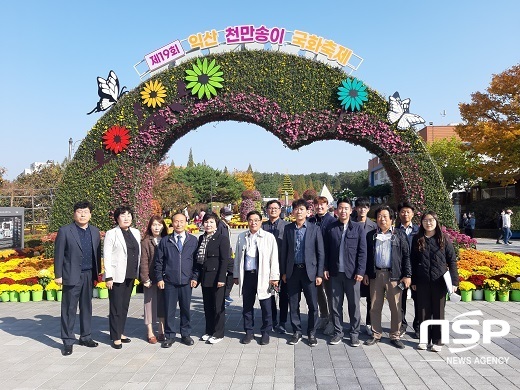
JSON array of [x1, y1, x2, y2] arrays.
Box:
[[177, 235, 183, 252]]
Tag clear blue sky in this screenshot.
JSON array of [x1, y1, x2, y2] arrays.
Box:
[[1, 1, 519, 180]]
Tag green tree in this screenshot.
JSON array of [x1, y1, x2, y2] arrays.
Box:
[[293, 175, 307, 196], [457, 63, 520, 185], [0, 166, 6, 187], [426, 137, 479, 192], [14, 162, 64, 189], [187, 148, 195, 168]]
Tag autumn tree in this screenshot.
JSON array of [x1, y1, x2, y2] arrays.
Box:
[[457, 64, 520, 184], [426, 137, 479, 192], [0, 166, 6, 187], [234, 167, 256, 190]]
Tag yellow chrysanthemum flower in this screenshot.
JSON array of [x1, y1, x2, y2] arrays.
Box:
[[140, 80, 167, 108]]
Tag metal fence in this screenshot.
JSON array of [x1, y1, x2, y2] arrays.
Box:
[[0, 188, 56, 233]]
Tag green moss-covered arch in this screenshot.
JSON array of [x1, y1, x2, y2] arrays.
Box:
[[50, 50, 454, 232]]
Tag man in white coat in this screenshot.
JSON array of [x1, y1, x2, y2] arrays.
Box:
[[234, 210, 279, 345]]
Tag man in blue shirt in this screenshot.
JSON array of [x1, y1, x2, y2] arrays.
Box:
[[280, 199, 325, 347]]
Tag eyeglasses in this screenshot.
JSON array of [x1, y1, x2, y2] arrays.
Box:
[[423, 218, 436, 224], [248, 219, 261, 223]]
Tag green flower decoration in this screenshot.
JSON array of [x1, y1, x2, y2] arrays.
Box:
[[337, 78, 368, 111], [185, 58, 224, 99]]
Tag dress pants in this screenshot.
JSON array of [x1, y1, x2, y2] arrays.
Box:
[[369, 270, 402, 340], [401, 287, 420, 332], [271, 278, 289, 327], [61, 270, 93, 346], [164, 283, 192, 339], [108, 278, 134, 341], [360, 282, 371, 326], [287, 266, 318, 336], [331, 273, 361, 337], [202, 285, 226, 338], [242, 271, 272, 334], [416, 280, 447, 344], [317, 278, 332, 319]]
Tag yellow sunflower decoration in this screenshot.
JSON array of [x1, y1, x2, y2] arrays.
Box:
[[140, 80, 167, 108]]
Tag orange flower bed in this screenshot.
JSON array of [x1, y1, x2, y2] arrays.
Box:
[[458, 249, 507, 272]]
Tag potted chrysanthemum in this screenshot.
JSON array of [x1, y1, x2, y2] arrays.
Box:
[[458, 281, 476, 302], [497, 277, 511, 302], [483, 279, 500, 302], [467, 274, 486, 300], [510, 282, 520, 302]]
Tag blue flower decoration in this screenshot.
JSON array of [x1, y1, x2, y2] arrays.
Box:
[[337, 78, 368, 111]]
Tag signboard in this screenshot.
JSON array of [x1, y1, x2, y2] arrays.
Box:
[[0, 207, 24, 249], [144, 40, 186, 72], [135, 25, 363, 78]]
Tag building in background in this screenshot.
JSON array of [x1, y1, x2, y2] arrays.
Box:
[[21, 161, 55, 176]]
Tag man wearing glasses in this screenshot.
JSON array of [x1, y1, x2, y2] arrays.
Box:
[[281, 199, 325, 347], [234, 211, 280, 345], [262, 200, 289, 334]]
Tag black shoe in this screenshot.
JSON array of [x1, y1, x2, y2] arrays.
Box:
[[329, 334, 342, 345], [308, 335, 318, 347], [391, 339, 405, 349], [241, 333, 254, 344], [364, 337, 379, 346], [162, 338, 175, 348], [181, 336, 194, 346], [111, 341, 122, 349], [413, 331, 420, 340], [79, 339, 98, 348], [288, 332, 302, 345], [121, 337, 131, 343], [260, 333, 270, 345], [62, 345, 73, 356]]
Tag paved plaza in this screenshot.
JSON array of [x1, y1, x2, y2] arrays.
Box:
[[0, 237, 519, 389]]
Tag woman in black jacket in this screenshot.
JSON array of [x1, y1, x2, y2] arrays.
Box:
[[411, 211, 458, 352], [194, 212, 231, 344]]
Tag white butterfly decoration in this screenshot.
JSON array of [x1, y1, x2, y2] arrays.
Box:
[[87, 70, 128, 115], [387, 92, 425, 130]]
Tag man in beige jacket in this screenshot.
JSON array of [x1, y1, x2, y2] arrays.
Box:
[[234, 210, 279, 345]]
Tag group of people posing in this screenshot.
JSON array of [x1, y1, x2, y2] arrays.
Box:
[[53, 197, 458, 356]]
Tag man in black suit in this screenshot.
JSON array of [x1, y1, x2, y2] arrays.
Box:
[[54, 201, 101, 356], [324, 198, 367, 347], [281, 199, 325, 347], [155, 212, 199, 348], [262, 200, 289, 334]]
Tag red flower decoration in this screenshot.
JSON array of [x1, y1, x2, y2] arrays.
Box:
[[102, 126, 130, 154]]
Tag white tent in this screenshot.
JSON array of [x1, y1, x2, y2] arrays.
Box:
[[319, 184, 334, 206]]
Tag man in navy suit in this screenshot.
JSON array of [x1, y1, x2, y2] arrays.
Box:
[[324, 198, 367, 347], [281, 199, 325, 347], [155, 212, 199, 348], [54, 201, 101, 356]]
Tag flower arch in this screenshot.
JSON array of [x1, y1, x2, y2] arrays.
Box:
[[50, 50, 454, 232]]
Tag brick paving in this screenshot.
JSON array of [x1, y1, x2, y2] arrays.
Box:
[[0, 237, 519, 389]]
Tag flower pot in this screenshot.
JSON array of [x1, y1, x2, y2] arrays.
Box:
[[131, 286, 136, 296], [31, 290, 43, 302], [57, 290, 62, 302], [97, 288, 109, 299], [498, 291, 510, 302], [484, 289, 496, 302], [92, 288, 99, 298], [511, 290, 520, 302], [460, 290, 473, 302], [19, 291, 31, 302], [1, 291, 10, 302], [472, 289, 484, 300], [9, 291, 19, 302], [46, 290, 56, 301]]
